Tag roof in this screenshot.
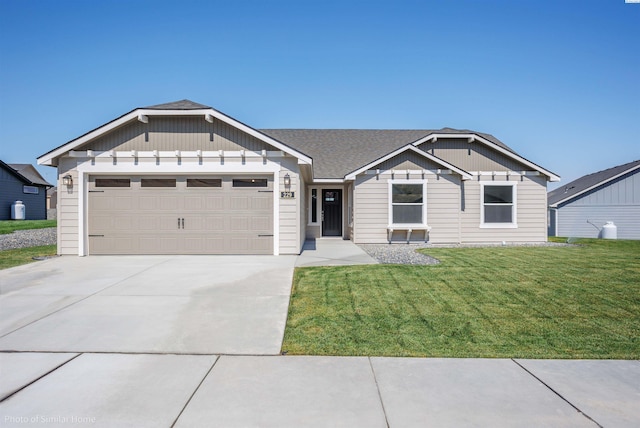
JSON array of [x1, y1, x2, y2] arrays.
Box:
[[548, 159, 640, 207], [260, 128, 518, 179], [144, 99, 211, 110], [1, 161, 52, 187]]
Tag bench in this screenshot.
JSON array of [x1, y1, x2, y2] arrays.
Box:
[[387, 225, 432, 243]]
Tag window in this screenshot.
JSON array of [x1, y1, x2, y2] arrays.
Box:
[[232, 178, 268, 188], [311, 188, 318, 223], [187, 178, 222, 188], [481, 183, 517, 227], [141, 178, 176, 187], [95, 178, 130, 188], [23, 185, 39, 194], [388, 180, 426, 225]]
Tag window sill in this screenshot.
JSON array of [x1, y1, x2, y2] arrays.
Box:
[[479, 223, 518, 229]]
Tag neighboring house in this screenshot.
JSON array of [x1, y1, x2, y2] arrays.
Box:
[[0, 160, 53, 220], [47, 187, 58, 210], [548, 160, 640, 239], [37, 100, 559, 256]]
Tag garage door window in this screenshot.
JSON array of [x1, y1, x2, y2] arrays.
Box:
[[141, 178, 176, 187], [232, 178, 268, 188], [187, 178, 222, 188], [95, 178, 130, 188]]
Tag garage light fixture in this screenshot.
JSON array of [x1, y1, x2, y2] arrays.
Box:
[[283, 173, 291, 189], [62, 175, 73, 187]]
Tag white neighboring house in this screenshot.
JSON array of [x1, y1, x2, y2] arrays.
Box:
[[548, 160, 640, 239], [38, 100, 560, 256]]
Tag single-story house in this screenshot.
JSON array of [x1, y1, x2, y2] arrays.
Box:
[[0, 160, 52, 220], [548, 160, 640, 239], [37, 100, 560, 256]]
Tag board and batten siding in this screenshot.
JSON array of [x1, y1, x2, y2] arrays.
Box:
[[460, 175, 548, 242], [417, 139, 529, 172], [556, 170, 640, 239], [353, 154, 462, 244], [0, 166, 47, 220], [87, 116, 271, 153]]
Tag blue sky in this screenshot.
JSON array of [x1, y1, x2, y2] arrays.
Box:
[[1, 0, 638, 189]]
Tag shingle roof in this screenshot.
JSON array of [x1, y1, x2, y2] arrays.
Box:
[[145, 99, 211, 110], [259, 128, 513, 179], [548, 159, 640, 206], [2, 161, 52, 186]]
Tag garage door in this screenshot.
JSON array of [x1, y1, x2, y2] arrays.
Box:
[[88, 176, 273, 255]]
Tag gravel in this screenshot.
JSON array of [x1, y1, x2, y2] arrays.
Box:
[[358, 241, 573, 265], [358, 244, 440, 265], [0, 228, 57, 251]]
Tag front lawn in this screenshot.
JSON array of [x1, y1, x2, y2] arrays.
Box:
[[0, 245, 57, 270], [282, 239, 640, 359], [0, 220, 56, 235]]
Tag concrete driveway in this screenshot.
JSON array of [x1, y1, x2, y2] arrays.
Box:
[[0, 255, 296, 355]]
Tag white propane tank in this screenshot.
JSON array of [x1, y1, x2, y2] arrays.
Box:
[[11, 200, 26, 220], [601, 221, 617, 239]]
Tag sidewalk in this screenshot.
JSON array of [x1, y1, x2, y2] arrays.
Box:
[[1, 353, 638, 427]]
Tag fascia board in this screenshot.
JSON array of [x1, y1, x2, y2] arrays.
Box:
[[345, 145, 472, 180], [38, 108, 313, 167], [549, 164, 640, 208], [413, 133, 561, 182]]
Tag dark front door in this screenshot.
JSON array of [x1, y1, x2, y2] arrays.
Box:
[[322, 189, 342, 236]]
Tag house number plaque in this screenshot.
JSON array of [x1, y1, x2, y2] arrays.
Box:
[[280, 191, 295, 199]]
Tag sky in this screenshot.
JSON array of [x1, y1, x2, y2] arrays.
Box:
[[0, 0, 638, 190]]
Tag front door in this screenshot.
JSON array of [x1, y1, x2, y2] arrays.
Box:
[[322, 189, 342, 236]]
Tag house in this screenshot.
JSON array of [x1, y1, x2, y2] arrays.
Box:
[[0, 160, 52, 220], [37, 100, 560, 256], [548, 160, 640, 239]]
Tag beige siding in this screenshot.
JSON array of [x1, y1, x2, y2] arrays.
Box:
[[57, 157, 80, 255], [354, 153, 463, 244], [460, 175, 548, 242], [417, 139, 529, 172], [278, 158, 302, 254], [86, 117, 271, 152]]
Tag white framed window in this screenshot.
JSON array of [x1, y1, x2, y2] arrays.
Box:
[[480, 182, 517, 228], [308, 187, 321, 225], [23, 185, 39, 194], [388, 179, 427, 226]]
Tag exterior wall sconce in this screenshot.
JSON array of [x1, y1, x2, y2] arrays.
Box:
[[62, 175, 73, 187], [283, 173, 291, 189]]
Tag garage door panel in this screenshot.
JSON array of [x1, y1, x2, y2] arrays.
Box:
[[88, 175, 274, 255]]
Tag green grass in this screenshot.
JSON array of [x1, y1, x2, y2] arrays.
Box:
[[282, 239, 640, 359], [0, 245, 57, 270], [0, 220, 56, 235]]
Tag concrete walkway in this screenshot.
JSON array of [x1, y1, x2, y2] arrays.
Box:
[[1, 353, 638, 427], [1, 254, 639, 426], [295, 238, 378, 267]]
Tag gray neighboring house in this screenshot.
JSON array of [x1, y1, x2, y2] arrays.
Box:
[[37, 100, 560, 256], [0, 160, 53, 220], [548, 160, 640, 239]]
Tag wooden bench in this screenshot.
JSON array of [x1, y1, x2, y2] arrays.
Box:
[[387, 226, 431, 243]]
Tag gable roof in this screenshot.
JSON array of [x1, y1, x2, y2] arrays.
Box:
[[344, 144, 473, 181], [37, 100, 312, 166], [1, 161, 52, 187], [260, 128, 558, 181], [548, 160, 640, 207]]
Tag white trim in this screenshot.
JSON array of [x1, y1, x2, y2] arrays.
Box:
[[479, 182, 518, 229], [313, 178, 345, 183], [307, 186, 321, 226], [38, 107, 312, 166], [78, 173, 86, 256], [549, 163, 640, 207], [345, 145, 472, 181], [413, 133, 560, 182], [387, 178, 429, 228], [273, 170, 280, 255]]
